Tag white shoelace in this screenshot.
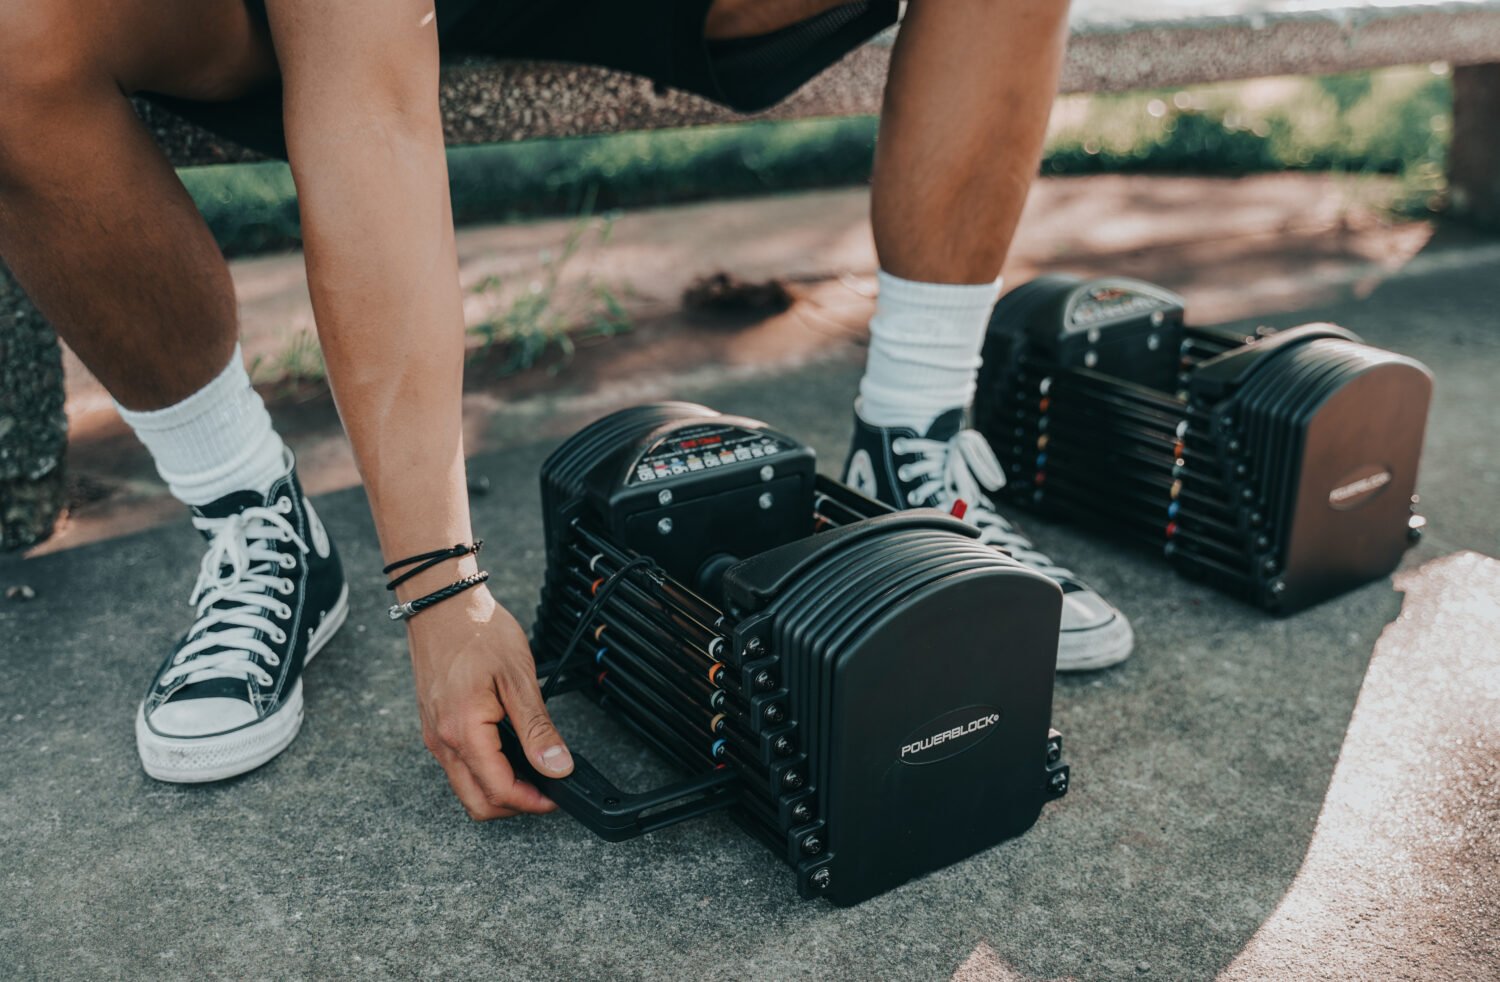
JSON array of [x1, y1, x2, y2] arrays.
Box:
[[158, 498, 308, 690], [891, 429, 1078, 583]]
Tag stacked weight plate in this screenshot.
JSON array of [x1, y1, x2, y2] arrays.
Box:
[[507, 404, 1070, 906], [972, 275, 1433, 612]]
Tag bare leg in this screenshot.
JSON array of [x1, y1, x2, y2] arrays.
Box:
[[873, 0, 1070, 283], [705, 0, 1069, 283], [0, 0, 277, 411]]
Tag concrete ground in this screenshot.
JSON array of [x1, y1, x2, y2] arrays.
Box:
[[1, 184, 1497, 980]]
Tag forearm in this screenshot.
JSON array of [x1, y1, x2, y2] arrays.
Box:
[[273, 4, 473, 598], [297, 122, 474, 594]]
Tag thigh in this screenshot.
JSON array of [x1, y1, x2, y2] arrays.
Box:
[[106, 0, 277, 101]]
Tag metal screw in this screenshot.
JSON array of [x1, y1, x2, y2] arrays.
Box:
[[1049, 770, 1069, 793], [773, 735, 794, 756], [657, 517, 673, 535], [758, 492, 774, 510], [760, 465, 774, 482], [753, 669, 775, 691], [782, 769, 804, 791], [1270, 579, 1287, 596], [1046, 741, 1062, 764], [810, 867, 832, 891], [657, 489, 673, 506], [764, 702, 785, 724], [801, 835, 824, 856], [1151, 310, 1165, 327], [1084, 351, 1099, 368], [791, 802, 812, 824], [745, 637, 763, 656], [1147, 333, 1161, 351]]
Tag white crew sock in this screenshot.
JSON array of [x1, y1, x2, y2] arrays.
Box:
[[856, 269, 1004, 433], [115, 345, 288, 506]]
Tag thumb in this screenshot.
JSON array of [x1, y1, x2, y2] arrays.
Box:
[[499, 670, 574, 778]]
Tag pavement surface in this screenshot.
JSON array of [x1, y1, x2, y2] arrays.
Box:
[[2, 212, 1498, 980]]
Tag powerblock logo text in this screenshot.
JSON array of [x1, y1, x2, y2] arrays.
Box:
[[1328, 465, 1393, 511], [899, 706, 1002, 765]]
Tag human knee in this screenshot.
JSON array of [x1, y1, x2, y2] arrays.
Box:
[[0, 2, 96, 127]]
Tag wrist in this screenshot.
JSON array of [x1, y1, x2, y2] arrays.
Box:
[[390, 551, 484, 604], [404, 581, 498, 643]]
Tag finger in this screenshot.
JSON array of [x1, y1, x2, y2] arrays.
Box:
[[455, 720, 557, 815], [496, 668, 574, 778], [434, 750, 520, 821]]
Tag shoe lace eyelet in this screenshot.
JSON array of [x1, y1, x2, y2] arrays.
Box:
[[278, 497, 293, 513]]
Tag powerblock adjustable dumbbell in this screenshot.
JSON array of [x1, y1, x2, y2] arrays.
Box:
[[972, 275, 1432, 612], [501, 403, 1069, 906]]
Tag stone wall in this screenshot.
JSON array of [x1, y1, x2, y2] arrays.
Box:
[[0, 265, 68, 551]]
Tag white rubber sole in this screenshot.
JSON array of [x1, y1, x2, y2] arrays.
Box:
[[136, 583, 349, 784], [1055, 614, 1135, 673]]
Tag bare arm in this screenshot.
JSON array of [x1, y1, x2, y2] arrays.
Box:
[[263, 0, 573, 818]]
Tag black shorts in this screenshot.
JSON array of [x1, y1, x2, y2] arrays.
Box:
[[146, 0, 899, 161]]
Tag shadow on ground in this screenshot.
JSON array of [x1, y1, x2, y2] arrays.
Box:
[[1, 239, 1495, 980]]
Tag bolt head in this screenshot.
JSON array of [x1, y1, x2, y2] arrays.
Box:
[[657, 489, 673, 506], [810, 868, 832, 891], [801, 835, 824, 856], [760, 464, 774, 482], [791, 802, 812, 823], [657, 517, 673, 535], [758, 492, 774, 510]]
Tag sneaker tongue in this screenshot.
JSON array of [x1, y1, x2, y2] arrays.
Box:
[[191, 489, 269, 522], [922, 407, 967, 443]]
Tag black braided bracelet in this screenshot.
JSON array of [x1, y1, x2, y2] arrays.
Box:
[[383, 541, 489, 621], [382, 541, 484, 591], [387, 570, 490, 621]]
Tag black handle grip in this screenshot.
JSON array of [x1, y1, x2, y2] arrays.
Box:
[[721, 508, 978, 613], [1189, 322, 1362, 403], [499, 717, 739, 842]]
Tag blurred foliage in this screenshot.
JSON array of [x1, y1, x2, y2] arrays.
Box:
[[245, 209, 630, 388], [465, 207, 632, 376], [183, 65, 1454, 260], [1044, 65, 1453, 212], [183, 118, 879, 258]]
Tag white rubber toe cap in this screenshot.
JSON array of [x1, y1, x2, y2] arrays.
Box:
[[147, 697, 258, 737], [1056, 589, 1135, 673]]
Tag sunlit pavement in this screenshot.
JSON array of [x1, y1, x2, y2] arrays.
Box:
[[1, 184, 1496, 979]]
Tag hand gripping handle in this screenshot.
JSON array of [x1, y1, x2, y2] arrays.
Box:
[[498, 716, 740, 842]]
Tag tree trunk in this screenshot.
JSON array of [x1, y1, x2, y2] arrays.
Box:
[[1450, 64, 1500, 228], [0, 262, 68, 551]]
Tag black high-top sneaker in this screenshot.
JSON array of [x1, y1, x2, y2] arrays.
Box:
[[843, 404, 1134, 672], [136, 451, 349, 782]]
